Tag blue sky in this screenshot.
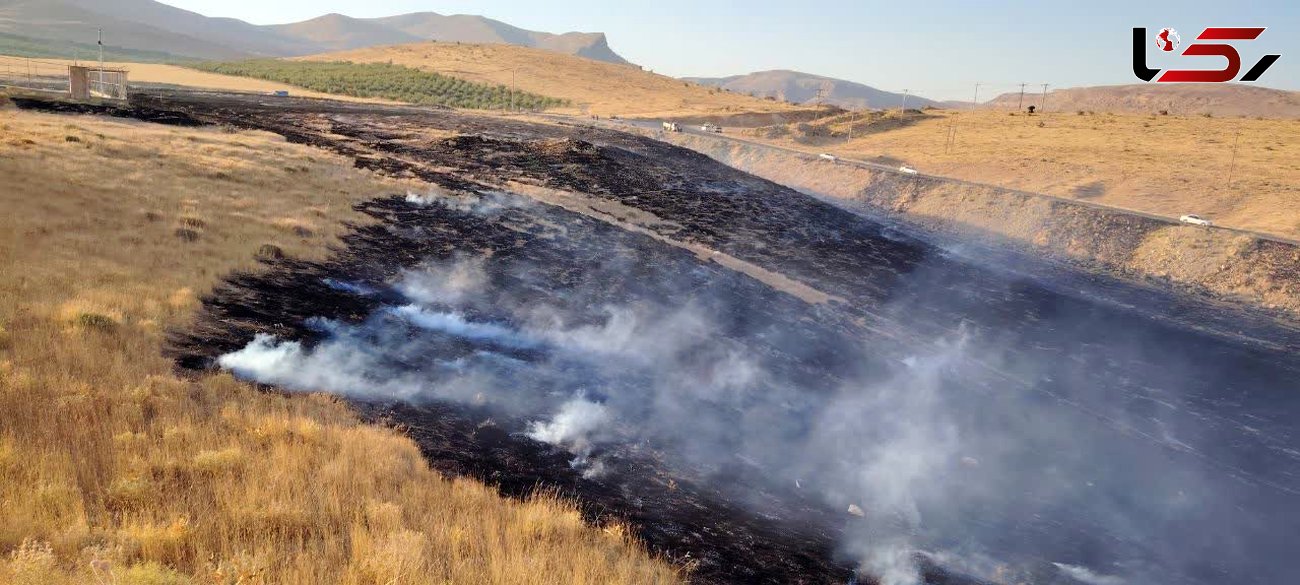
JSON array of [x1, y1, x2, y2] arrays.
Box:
[[162, 0, 1298, 101]]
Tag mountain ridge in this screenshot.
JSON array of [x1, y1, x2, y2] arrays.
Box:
[[0, 0, 630, 64], [687, 69, 940, 110]]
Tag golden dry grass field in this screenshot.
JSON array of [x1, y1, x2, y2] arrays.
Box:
[[294, 42, 805, 118], [756, 109, 1300, 239], [0, 102, 681, 585]]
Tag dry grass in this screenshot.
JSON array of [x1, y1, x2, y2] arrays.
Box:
[[0, 104, 681, 584], [752, 109, 1300, 239], [294, 42, 803, 118]]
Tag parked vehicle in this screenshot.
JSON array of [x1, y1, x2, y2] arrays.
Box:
[[1180, 214, 1213, 227], [701, 123, 722, 133], [662, 121, 681, 132], [899, 165, 919, 175], [819, 153, 837, 162]]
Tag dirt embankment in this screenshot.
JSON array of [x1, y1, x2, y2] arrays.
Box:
[[656, 108, 835, 129], [655, 132, 1300, 319]]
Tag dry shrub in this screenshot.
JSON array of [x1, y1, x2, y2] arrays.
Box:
[[173, 228, 200, 242], [4, 540, 61, 585], [178, 216, 205, 229], [76, 312, 118, 332], [271, 218, 316, 238], [255, 244, 285, 260]]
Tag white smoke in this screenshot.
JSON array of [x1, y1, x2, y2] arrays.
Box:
[[216, 254, 985, 583], [390, 305, 539, 349], [211, 218, 1251, 585], [1053, 563, 1126, 585], [527, 397, 612, 477], [396, 257, 487, 305], [217, 332, 427, 401], [528, 397, 610, 446], [405, 189, 525, 214], [804, 333, 970, 584]]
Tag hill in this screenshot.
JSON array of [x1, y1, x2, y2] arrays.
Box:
[[0, 0, 630, 63], [729, 107, 1300, 239], [987, 83, 1300, 118], [296, 42, 807, 118], [364, 13, 628, 64], [268, 13, 423, 53], [687, 70, 940, 110], [0, 31, 185, 62], [0, 0, 256, 60]]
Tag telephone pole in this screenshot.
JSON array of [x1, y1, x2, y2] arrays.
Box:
[[1226, 127, 1241, 191], [972, 82, 980, 108], [899, 89, 910, 115], [1016, 82, 1026, 111], [97, 28, 104, 95], [1039, 84, 1049, 112]]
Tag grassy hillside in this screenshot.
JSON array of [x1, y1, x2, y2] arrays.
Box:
[[743, 108, 1300, 239], [296, 42, 807, 117], [191, 59, 568, 110], [0, 103, 681, 584], [987, 84, 1300, 119], [0, 32, 184, 63]]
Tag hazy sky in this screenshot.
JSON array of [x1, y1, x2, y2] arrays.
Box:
[[161, 0, 1298, 101]]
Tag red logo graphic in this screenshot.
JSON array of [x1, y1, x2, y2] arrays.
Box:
[[1155, 28, 1180, 52], [1133, 27, 1280, 83]]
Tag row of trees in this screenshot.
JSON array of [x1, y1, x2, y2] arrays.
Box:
[[191, 60, 569, 111]]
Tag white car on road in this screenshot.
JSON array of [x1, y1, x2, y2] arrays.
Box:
[[899, 165, 919, 175], [701, 123, 722, 133], [1180, 214, 1213, 227]]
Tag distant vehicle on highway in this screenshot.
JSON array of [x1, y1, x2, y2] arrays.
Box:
[[270, 90, 290, 97], [701, 123, 722, 133], [1180, 214, 1213, 227], [899, 165, 918, 175], [662, 121, 681, 132], [819, 153, 837, 162]]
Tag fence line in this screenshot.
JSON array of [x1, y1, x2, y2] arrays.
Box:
[[0, 56, 130, 100]]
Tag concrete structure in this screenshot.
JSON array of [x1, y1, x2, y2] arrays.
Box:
[[69, 66, 129, 101]]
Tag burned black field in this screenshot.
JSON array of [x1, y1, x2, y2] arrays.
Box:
[[19, 92, 1300, 585]]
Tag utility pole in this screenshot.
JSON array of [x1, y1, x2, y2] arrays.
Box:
[[98, 28, 104, 96], [972, 82, 981, 108], [1226, 127, 1241, 190], [848, 109, 857, 141], [1039, 84, 1049, 112], [899, 89, 910, 115], [1016, 82, 1026, 112], [945, 117, 957, 154]]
